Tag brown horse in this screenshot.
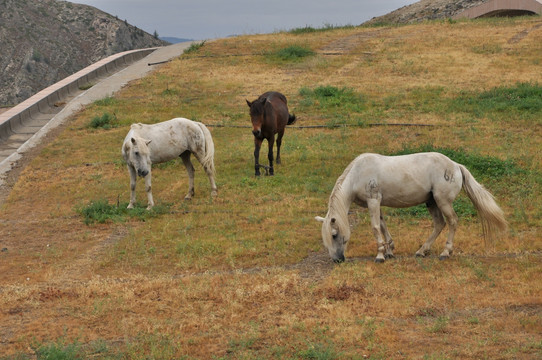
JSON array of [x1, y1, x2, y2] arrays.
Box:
[[246, 91, 296, 176]]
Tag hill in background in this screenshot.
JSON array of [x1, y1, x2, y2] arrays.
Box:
[[365, 0, 494, 25], [0, 0, 168, 107]]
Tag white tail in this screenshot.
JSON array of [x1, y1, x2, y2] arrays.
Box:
[[197, 122, 216, 176], [460, 165, 508, 246]]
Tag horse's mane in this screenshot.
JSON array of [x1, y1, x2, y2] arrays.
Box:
[[327, 159, 356, 218]]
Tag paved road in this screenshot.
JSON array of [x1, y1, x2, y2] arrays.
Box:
[[0, 42, 193, 185]]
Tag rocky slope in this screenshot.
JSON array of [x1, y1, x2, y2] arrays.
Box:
[[364, 0, 488, 25], [0, 0, 168, 106]]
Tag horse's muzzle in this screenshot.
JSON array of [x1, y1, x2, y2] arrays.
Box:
[[252, 129, 261, 138], [332, 252, 345, 263], [137, 169, 149, 177]]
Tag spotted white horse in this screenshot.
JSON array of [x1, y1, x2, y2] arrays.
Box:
[[122, 118, 217, 209], [316, 152, 507, 263]]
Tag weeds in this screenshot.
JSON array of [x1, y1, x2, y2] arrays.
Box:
[[297, 342, 341, 360], [88, 112, 118, 129], [93, 96, 117, 107], [31, 337, 81, 359], [76, 199, 170, 224], [289, 24, 356, 34], [271, 45, 315, 62], [183, 40, 206, 54]]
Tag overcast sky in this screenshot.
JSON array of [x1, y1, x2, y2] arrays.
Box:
[[72, 0, 419, 40]]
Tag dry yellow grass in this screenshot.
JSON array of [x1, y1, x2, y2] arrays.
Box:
[[0, 17, 541, 359]]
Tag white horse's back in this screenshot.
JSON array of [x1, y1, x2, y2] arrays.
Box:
[[127, 118, 209, 164], [317, 152, 507, 263], [122, 117, 217, 209], [349, 152, 463, 208]]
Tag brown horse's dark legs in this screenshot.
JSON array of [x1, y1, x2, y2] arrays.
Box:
[[254, 138, 262, 176], [267, 137, 274, 176], [276, 135, 282, 165]]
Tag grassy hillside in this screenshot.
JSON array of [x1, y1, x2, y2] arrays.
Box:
[[1, 17, 541, 359]]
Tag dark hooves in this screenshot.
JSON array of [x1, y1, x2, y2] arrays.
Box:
[[374, 258, 385, 263], [439, 256, 449, 261]]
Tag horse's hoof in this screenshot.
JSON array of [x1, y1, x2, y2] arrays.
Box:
[[439, 255, 449, 261], [415, 253, 425, 258], [385, 253, 395, 259], [374, 257, 385, 263], [211, 191, 218, 197]]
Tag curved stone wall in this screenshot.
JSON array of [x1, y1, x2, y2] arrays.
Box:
[[454, 0, 542, 19]]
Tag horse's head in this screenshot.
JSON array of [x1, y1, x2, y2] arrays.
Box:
[[246, 97, 267, 138], [315, 215, 351, 263], [123, 136, 152, 177]]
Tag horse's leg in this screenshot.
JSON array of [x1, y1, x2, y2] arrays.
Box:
[[180, 151, 195, 200], [127, 165, 137, 209], [436, 200, 458, 260], [191, 150, 218, 197], [267, 136, 275, 175], [368, 198, 386, 263], [254, 138, 262, 176], [276, 130, 284, 165], [144, 170, 154, 210], [415, 199, 446, 257], [379, 213, 395, 258]]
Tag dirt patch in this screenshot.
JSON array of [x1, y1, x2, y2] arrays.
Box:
[[318, 29, 386, 55], [508, 21, 542, 44]]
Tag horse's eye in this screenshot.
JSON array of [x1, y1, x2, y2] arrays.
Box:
[[332, 233, 338, 240]]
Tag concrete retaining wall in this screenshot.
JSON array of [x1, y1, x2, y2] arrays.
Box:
[[454, 0, 542, 19], [0, 48, 157, 141]]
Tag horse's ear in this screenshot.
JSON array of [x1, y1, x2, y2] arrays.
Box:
[[260, 97, 267, 105], [315, 216, 325, 223], [246, 99, 252, 107], [146, 140, 152, 146], [331, 218, 336, 224]]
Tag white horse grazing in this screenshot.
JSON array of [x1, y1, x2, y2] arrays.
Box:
[[122, 118, 217, 209], [316, 152, 507, 263]]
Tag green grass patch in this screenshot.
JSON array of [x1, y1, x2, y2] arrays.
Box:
[[452, 82, 542, 122], [297, 341, 342, 360], [299, 86, 366, 117], [88, 112, 118, 129], [93, 96, 118, 107], [76, 199, 170, 225], [270, 45, 315, 62]]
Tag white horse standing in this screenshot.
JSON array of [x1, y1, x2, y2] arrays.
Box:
[[316, 152, 507, 263], [122, 118, 217, 209]]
